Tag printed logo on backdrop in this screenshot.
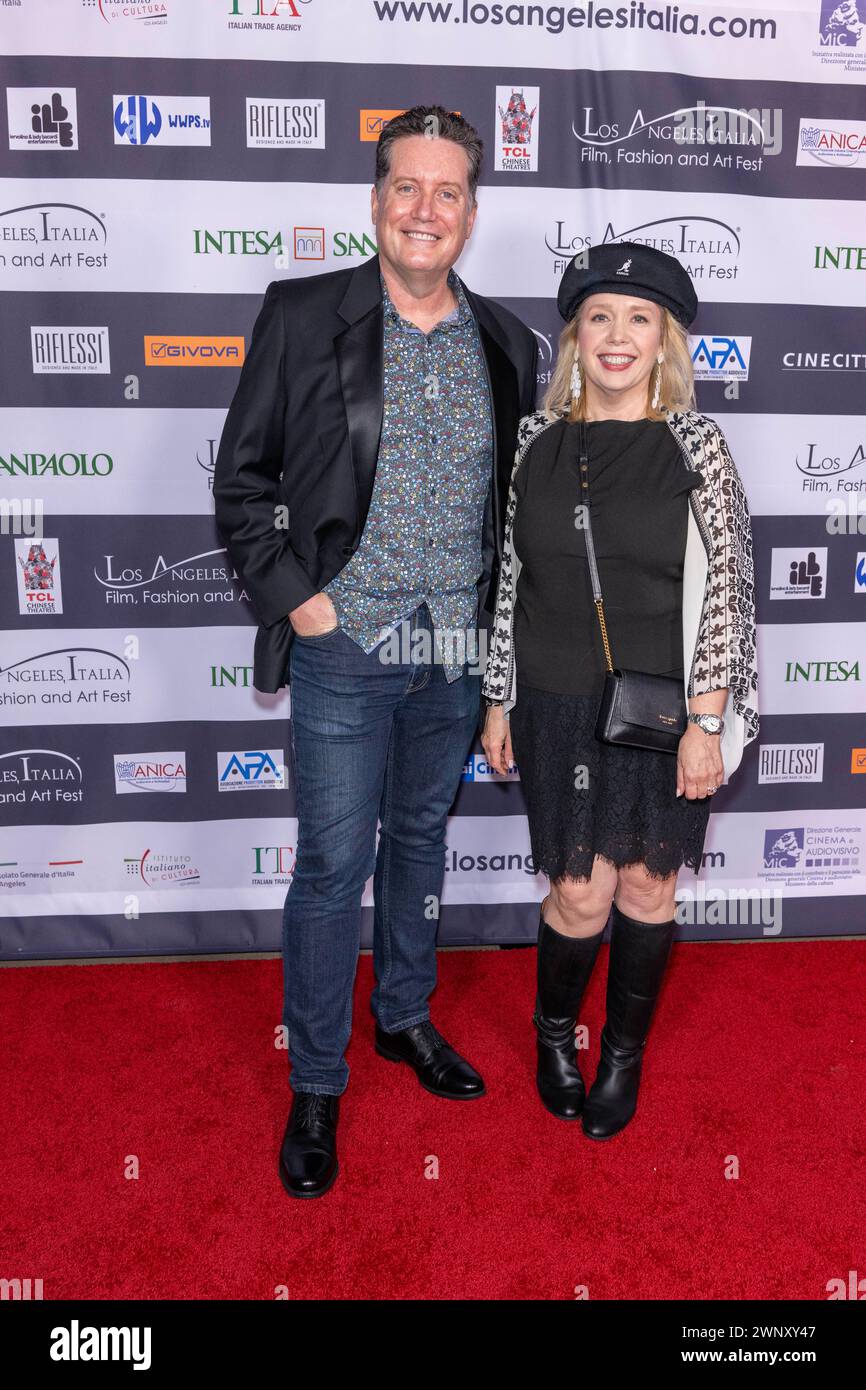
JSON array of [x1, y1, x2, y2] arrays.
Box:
[[769, 548, 827, 600], [93, 1, 169, 27], [785, 657, 859, 682], [0, 646, 131, 713], [813, 0, 866, 73], [6, 89, 77, 150], [359, 111, 404, 142], [0, 749, 83, 808], [123, 848, 200, 886], [0, 848, 84, 891], [246, 99, 325, 148], [495, 87, 539, 172], [796, 438, 866, 496], [532, 329, 554, 390], [113, 97, 211, 147], [689, 335, 751, 381], [31, 328, 110, 375], [114, 754, 186, 795], [783, 353, 866, 380], [543, 217, 740, 284], [144, 336, 243, 366], [758, 744, 824, 785], [462, 753, 520, 782], [288, 227, 376, 262], [93, 547, 246, 610], [193, 226, 375, 259], [15, 539, 62, 615], [852, 748, 866, 773], [572, 101, 778, 174], [760, 824, 861, 887], [197, 437, 218, 488], [0, 202, 107, 277], [227, 0, 313, 34], [251, 845, 296, 883], [855, 553, 866, 591], [217, 750, 287, 791], [797, 118, 866, 168], [1, 447, 113, 481]]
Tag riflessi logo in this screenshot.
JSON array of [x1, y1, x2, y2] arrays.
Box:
[[114, 754, 187, 795], [31, 328, 110, 375], [757, 743, 824, 784], [689, 335, 751, 381], [113, 96, 211, 147], [6, 88, 77, 150], [15, 539, 63, 616], [144, 337, 244, 366], [246, 99, 325, 148], [495, 86, 539, 173]]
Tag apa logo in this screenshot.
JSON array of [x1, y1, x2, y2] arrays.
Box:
[[689, 335, 751, 381]]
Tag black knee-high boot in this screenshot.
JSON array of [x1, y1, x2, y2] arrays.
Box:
[[533, 904, 606, 1121], [581, 902, 676, 1140]]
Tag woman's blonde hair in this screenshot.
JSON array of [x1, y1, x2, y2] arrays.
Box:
[[542, 300, 696, 422]]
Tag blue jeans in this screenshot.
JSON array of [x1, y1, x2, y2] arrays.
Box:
[[282, 601, 480, 1095]]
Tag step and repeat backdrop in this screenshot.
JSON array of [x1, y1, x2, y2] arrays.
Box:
[[1, 0, 865, 957]]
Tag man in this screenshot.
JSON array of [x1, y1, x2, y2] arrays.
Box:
[[213, 106, 538, 1198]]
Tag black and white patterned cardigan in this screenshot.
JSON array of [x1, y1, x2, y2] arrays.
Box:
[[481, 407, 760, 780]]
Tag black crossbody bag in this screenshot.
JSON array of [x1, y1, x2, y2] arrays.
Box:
[[577, 419, 687, 754]]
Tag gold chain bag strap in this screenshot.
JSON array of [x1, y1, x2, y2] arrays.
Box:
[[577, 418, 687, 754]]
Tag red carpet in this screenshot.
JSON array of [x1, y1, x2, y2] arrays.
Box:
[[2, 940, 864, 1300]]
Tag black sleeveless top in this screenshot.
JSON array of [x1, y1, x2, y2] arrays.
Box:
[[512, 416, 703, 698]]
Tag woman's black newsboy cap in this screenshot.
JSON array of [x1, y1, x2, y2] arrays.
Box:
[[557, 241, 699, 327]]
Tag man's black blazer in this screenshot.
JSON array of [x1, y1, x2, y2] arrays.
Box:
[[213, 252, 539, 694]]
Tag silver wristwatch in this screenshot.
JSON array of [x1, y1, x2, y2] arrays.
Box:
[[688, 712, 724, 736]]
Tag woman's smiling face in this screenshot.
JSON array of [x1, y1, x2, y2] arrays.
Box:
[[575, 293, 664, 403]]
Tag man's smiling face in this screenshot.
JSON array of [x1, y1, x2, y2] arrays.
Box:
[[372, 132, 477, 282]]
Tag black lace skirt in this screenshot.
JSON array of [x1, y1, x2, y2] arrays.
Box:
[[509, 682, 713, 883]]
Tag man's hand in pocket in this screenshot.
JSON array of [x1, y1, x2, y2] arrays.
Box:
[[289, 592, 339, 637]]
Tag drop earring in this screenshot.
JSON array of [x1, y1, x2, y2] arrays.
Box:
[[570, 355, 582, 401], [651, 356, 663, 410]]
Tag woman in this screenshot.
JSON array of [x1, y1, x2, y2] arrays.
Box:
[[480, 242, 758, 1140]]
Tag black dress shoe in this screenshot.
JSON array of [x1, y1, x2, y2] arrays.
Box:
[[278, 1093, 340, 1198], [374, 1020, 486, 1099]]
